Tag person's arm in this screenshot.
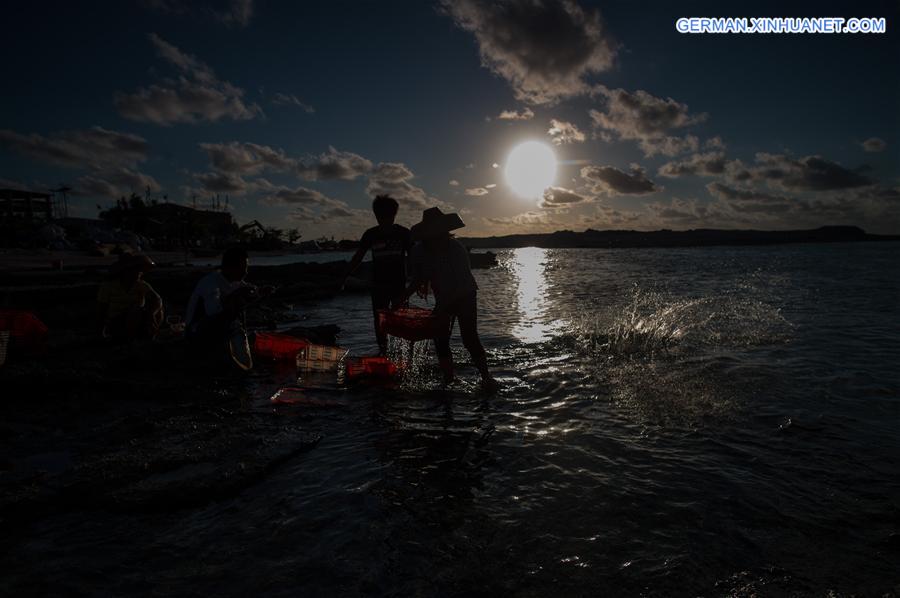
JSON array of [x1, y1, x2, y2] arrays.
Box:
[[341, 232, 371, 288]]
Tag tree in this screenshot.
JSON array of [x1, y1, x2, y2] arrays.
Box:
[[287, 228, 302, 244], [266, 227, 285, 242]]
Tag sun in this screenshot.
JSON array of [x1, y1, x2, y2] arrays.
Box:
[[505, 141, 557, 198]]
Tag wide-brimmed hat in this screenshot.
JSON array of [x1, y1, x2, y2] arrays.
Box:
[[410, 207, 465, 240], [110, 254, 156, 275]]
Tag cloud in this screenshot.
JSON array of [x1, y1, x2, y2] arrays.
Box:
[[272, 93, 315, 114], [0, 127, 148, 169], [589, 87, 706, 156], [198, 142, 371, 181], [658, 152, 734, 178], [860, 137, 886, 153], [465, 187, 490, 196], [485, 209, 568, 230], [298, 147, 373, 181], [645, 198, 720, 224], [254, 179, 363, 224], [745, 153, 872, 191], [193, 171, 250, 195], [75, 167, 161, 199], [441, 0, 617, 105], [497, 107, 535, 120], [581, 164, 661, 196], [539, 186, 590, 207], [258, 183, 335, 206], [365, 162, 436, 209], [200, 141, 295, 174], [705, 182, 799, 214], [547, 119, 586, 145], [449, 179, 460, 186], [115, 33, 263, 125]]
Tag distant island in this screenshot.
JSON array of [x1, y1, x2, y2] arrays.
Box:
[[460, 226, 900, 249]]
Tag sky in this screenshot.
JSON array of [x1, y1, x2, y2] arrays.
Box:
[[1, 0, 898, 237]]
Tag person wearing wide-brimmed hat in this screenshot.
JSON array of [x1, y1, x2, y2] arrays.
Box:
[[402, 207, 499, 393], [96, 254, 164, 340]]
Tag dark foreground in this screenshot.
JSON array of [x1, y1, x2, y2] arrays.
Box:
[[2, 245, 899, 597]]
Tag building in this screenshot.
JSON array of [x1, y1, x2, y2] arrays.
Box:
[[1, 188, 52, 223]]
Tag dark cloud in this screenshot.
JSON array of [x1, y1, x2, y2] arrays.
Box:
[[497, 107, 534, 121], [706, 182, 800, 214], [199, 143, 371, 182], [589, 87, 706, 156], [647, 198, 706, 223], [115, 33, 262, 125], [298, 147, 373, 181], [260, 185, 334, 205], [256, 180, 361, 223], [547, 119, 585, 145], [658, 152, 734, 178], [193, 171, 249, 194], [365, 162, 436, 208], [441, 0, 617, 105], [860, 137, 887, 153], [272, 93, 315, 114], [539, 186, 589, 207], [76, 168, 161, 199], [581, 164, 661, 196], [0, 127, 148, 169], [747, 153, 872, 191], [200, 141, 294, 174]]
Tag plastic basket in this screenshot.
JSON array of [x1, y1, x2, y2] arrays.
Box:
[[346, 356, 399, 380], [296, 344, 349, 372], [377, 307, 450, 342], [0, 310, 48, 354], [253, 332, 309, 360]]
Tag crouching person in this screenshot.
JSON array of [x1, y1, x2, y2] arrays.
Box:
[[185, 246, 272, 364], [404, 208, 499, 393], [97, 254, 164, 341]]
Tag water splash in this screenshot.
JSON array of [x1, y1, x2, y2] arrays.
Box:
[[572, 285, 793, 357]]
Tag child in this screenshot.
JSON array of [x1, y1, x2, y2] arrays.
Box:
[[404, 207, 498, 393], [96, 254, 164, 341], [343, 195, 412, 355]]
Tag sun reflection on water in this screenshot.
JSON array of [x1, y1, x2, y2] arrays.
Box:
[[509, 247, 555, 343]]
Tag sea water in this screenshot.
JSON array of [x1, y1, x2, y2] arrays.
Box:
[[11, 243, 900, 595]]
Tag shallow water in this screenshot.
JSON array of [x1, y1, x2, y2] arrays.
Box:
[[11, 243, 900, 595]]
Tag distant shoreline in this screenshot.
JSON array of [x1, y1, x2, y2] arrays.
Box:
[[460, 225, 900, 249]]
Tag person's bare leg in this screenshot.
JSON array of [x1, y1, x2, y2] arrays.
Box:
[[458, 294, 498, 393], [434, 334, 455, 384]]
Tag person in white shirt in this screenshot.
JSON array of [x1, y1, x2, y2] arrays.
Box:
[[185, 247, 272, 349]]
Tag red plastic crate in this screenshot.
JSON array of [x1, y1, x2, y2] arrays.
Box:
[[346, 356, 399, 380], [253, 332, 309, 360], [377, 307, 450, 342], [0, 309, 48, 354]]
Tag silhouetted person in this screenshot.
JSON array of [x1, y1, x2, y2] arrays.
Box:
[[404, 207, 498, 393], [343, 194, 412, 355], [185, 246, 273, 357], [96, 254, 164, 341]]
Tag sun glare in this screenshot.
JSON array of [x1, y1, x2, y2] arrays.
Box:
[[505, 141, 557, 198]]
